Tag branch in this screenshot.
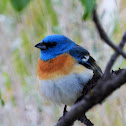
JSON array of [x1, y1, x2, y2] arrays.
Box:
[[105, 32, 126, 74], [56, 69, 126, 126], [92, 9, 126, 58], [55, 7, 126, 126]]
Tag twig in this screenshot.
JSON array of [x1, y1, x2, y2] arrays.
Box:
[[92, 9, 126, 58], [56, 69, 126, 126], [105, 32, 126, 74]]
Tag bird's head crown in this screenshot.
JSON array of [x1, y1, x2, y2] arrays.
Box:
[[35, 34, 76, 61]]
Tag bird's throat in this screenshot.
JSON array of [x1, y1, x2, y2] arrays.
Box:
[[37, 54, 75, 80]]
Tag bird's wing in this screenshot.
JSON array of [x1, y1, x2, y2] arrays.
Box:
[[69, 45, 89, 62], [69, 45, 103, 76]]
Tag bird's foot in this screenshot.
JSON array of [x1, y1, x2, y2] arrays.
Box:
[[58, 105, 68, 121], [78, 114, 94, 126], [63, 105, 67, 116]]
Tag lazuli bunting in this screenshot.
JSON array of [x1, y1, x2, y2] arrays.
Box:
[[35, 35, 102, 106]]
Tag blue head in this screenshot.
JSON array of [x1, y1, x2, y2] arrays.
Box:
[[35, 34, 76, 61]]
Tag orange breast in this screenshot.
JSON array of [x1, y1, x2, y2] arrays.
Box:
[[37, 53, 75, 80]]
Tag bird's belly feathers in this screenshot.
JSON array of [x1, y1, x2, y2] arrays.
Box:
[[37, 54, 93, 105], [38, 70, 93, 106]]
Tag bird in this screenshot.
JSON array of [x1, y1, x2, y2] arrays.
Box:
[[35, 34, 103, 106]]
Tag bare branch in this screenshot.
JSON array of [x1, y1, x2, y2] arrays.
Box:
[[105, 32, 126, 74], [55, 7, 126, 126], [56, 69, 126, 126], [92, 9, 126, 58]]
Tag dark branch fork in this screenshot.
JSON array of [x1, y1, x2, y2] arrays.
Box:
[[105, 32, 126, 74], [55, 9, 126, 126], [92, 9, 126, 59], [56, 69, 126, 126], [92, 9, 126, 75]]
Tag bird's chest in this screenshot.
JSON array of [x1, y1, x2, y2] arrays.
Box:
[[37, 54, 75, 80], [37, 54, 93, 105], [38, 70, 93, 105]]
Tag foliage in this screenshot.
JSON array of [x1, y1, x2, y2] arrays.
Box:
[[0, 90, 5, 106], [0, 0, 126, 125], [0, 0, 8, 13], [80, 0, 96, 20], [10, 0, 31, 12]]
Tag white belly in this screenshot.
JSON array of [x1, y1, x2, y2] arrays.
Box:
[[38, 70, 93, 106]]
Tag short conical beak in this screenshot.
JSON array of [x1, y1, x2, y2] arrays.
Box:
[[35, 42, 47, 50]]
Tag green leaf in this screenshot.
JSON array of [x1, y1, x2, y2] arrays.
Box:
[[10, 0, 31, 12], [0, 0, 8, 13], [80, 0, 96, 20], [0, 90, 5, 106], [1, 99, 5, 106]]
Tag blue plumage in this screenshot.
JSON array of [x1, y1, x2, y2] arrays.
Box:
[[35, 34, 103, 106], [69, 45, 89, 63], [40, 34, 76, 61], [35, 34, 102, 76]]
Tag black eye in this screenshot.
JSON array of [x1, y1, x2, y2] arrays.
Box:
[[45, 41, 57, 48], [53, 42, 57, 46], [42, 41, 45, 44]]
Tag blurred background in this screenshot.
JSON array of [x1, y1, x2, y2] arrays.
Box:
[[0, 0, 126, 126]]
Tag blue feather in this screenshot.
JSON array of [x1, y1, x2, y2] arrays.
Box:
[[69, 45, 90, 63], [40, 35, 76, 61]]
